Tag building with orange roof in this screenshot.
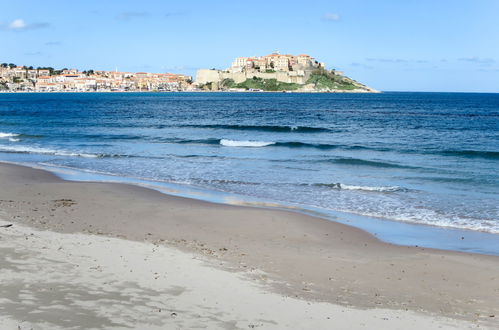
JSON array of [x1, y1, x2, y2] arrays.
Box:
[[197, 52, 327, 87]]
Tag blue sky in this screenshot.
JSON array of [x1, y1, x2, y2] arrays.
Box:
[[2, 0, 498, 92]]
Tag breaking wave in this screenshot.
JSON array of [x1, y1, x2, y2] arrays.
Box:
[[220, 139, 276, 147], [0, 132, 19, 138], [0, 145, 100, 158], [316, 183, 408, 192], [0, 132, 21, 142]]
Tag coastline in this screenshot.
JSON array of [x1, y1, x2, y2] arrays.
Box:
[[0, 162, 498, 328], [0, 89, 380, 94], [14, 160, 499, 256]]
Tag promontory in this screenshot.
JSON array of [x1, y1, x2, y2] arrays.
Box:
[[196, 52, 379, 93]]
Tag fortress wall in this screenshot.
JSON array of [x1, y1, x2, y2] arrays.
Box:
[[196, 69, 221, 84], [220, 72, 246, 83]]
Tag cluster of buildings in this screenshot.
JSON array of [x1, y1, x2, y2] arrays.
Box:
[[0, 65, 192, 92], [196, 52, 337, 88], [230, 53, 324, 73], [1, 52, 368, 93]]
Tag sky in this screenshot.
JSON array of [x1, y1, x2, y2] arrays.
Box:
[[1, 0, 498, 92]]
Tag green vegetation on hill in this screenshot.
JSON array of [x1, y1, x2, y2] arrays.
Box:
[[220, 79, 235, 88], [216, 69, 372, 92], [222, 77, 301, 91], [306, 69, 358, 90]]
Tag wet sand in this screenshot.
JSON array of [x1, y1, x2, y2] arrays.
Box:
[[0, 162, 498, 329]]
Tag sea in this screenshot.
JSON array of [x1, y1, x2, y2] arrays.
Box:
[[0, 92, 498, 255]]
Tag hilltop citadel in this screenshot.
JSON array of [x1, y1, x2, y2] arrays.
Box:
[[196, 52, 378, 92]]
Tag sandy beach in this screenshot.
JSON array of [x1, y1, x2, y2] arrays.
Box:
[[0, 162, 498, 329]]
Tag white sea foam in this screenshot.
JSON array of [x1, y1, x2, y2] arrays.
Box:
[[328, 183, 405, 192], [8, 138, 20, 142], [336, 207, 499, 234], [0, 132, 19, 138], [220, 139, 275, 147], [0, 145, 99, 158]]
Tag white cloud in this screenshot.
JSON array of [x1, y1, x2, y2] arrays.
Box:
[[322, 13, 340, 22], [2, 18, 49, 31], [9, 18, 26, 29]]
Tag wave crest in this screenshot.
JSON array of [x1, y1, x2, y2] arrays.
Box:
[[0, 145, 99, 158], [220, 139, 276, 147], [0, 132, 19, 138], [317, 183, 407, 192]]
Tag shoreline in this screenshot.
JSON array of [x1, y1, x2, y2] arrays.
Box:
[[10, 160, 499, 256], [0, 162, 498, 328]]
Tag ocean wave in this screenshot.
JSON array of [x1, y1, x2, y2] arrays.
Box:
[[219, 140, 341, 149], [220, 139, 276, 147], [178, 124, 333, 133], [0, 145, 100, 158], [201, 179, 263, 186], [79, 134, 143, 141], [167, 138, 221, 145], [335, 207, 499, 234], [438, 149, 499, 160], [325, 158, 412, 169], [275, 141, 339, 149], [0, 132, 19, 138], [0, 132, 44, 141], [316, 183, 408, 192], [165, 138, 352, 150], [0, 132, 21, 142]]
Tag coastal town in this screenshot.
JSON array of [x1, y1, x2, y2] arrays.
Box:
[[0, 64, 192, 92], [0, 52, 377, 93]]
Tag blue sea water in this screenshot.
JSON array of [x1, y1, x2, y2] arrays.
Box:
[[0, 92, 498, 253]]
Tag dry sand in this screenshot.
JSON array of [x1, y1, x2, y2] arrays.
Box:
[[0, 162, 498, 329]]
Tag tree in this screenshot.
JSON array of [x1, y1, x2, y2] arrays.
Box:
[[1, 63, 7, 68], [8, 63, 16, 68]]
